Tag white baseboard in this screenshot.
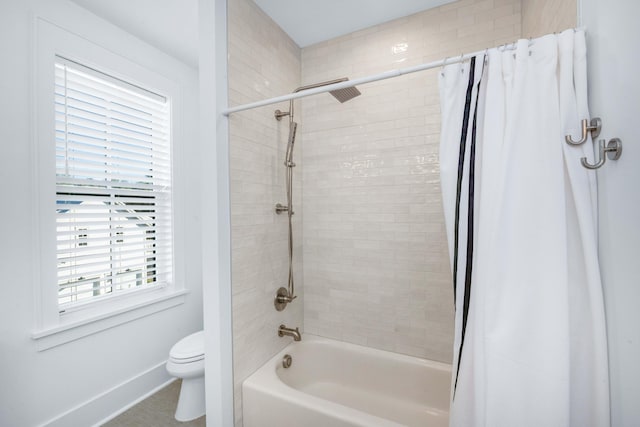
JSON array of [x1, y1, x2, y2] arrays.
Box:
[[39, 360, 174, 427]]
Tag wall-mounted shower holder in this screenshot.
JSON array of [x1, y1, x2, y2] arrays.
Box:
[[274, 109, 290, 121], [275, 203, 293, 215]]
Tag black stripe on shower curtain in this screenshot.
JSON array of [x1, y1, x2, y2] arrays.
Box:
[[452, 57, 476, 307], [453, 55, 485, 396]]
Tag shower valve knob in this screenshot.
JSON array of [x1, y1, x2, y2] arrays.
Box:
[[274, 287, 296, 311]]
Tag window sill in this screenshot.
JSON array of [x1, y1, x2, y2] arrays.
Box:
[[32, 289, 187, 351]]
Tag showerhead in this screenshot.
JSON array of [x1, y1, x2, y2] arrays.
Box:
[[329, 84, 361, 103], [275, 77, 361, 121], [295, 77, 361, 103]]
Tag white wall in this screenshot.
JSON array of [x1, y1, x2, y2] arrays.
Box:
[[581, 1, 640, 425], [0, 1, 203, 425], [200, 0, 235, 425]]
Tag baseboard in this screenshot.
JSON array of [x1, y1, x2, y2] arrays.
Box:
[[39, 360, 173, 427], [93, 375, 177, 426]]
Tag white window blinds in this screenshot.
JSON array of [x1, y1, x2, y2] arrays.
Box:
[[54, 57, 172, 310]]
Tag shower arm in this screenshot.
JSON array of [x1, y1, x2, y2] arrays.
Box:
[[274, 78, 349, 122]]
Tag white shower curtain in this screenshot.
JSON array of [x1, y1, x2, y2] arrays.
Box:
[[439, 29, 610, 427]]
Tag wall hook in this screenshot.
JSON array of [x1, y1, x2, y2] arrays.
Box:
[[566, 117, 602, 145], [581, 138, 622, 170]]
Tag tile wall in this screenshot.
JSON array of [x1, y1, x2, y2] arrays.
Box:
[[227, 0, 302, 425], [300, 0, 522, 362], [522, 0, 577, 38]]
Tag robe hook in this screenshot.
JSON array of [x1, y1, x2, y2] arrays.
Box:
[[566, 117, 602, 145], [581, 138, 622, 170]]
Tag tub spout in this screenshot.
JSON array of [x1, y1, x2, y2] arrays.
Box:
[[278, 324, 301, 341]]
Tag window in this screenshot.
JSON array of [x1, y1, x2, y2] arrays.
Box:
[[54, 57, 172, 311], [33, 17, 190, 349]]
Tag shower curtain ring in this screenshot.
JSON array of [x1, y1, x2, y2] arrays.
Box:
[[441, 56, 450, 76]]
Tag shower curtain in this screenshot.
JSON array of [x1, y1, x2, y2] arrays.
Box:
[[439, 29, 610, 427]]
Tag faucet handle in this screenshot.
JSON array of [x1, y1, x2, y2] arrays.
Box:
[[274, 287, 296, 311]]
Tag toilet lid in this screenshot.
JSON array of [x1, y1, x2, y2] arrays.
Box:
[[170, 330, 204, 361]]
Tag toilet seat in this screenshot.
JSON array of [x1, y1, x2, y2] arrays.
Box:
[[170, 330, 204, 363]]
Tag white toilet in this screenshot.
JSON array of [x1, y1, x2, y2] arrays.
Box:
[[166, 330, 205, 421]]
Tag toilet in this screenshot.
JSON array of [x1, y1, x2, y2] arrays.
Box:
[[166, 330, 205, 421]]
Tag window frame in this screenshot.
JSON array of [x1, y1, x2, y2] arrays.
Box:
[[32, 16, 187, 350]]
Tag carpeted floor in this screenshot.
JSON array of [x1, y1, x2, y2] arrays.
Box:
[[102, 380, 206, 426]]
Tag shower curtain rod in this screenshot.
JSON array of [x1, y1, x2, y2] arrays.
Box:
[[222, 46, 503, 116], [221, 28, 584, 117]]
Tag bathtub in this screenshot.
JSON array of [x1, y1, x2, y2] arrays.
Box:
[[242, 334, 451, 427]]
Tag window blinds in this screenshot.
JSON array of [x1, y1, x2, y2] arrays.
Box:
[[54, 57, 172, 310]]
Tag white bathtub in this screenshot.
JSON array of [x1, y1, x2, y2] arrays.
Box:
[[242, 334, 451, 427]]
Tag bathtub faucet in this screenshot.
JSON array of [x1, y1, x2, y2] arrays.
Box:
[[278, 324, 301, 341]]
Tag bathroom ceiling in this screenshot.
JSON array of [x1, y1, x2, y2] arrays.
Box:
[[70, 0, 199, 67], [70, 0, 457, 67], [253, 0, 458, 47]]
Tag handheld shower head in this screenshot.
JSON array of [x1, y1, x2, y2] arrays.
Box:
[[284, 121, 298, 166]]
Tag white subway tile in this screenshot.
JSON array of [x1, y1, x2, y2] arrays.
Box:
[[301, 0, 520, 363]]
